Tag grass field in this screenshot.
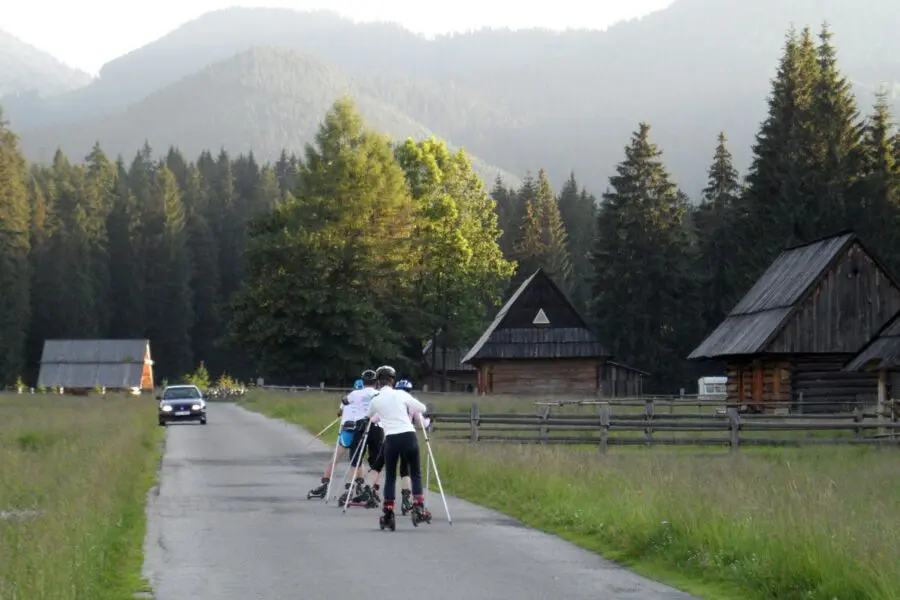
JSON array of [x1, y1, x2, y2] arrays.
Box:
[[0, 392, 163, 600], [240, 389, 900, 600]]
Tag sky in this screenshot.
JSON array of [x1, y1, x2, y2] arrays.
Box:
[[5, 0, 674, 75]]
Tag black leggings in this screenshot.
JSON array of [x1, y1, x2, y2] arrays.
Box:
[[383, 431, 422, 505]]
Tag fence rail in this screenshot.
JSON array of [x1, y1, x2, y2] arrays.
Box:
[[425, 398, 900, 452]]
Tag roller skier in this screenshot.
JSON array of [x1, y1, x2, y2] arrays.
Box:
[[306, 375, 368, 500], [366, 365, 432, 530], [337, 370, 383, 509], [395, 379, 430, 515]]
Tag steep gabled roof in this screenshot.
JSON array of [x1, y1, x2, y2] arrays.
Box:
[[689, 231, 862, 359], [461, 269, 609, 363], [844, 309, 900, 372]]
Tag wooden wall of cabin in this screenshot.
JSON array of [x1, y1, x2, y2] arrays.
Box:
[[768, 244, 900, 354], [476, 359, 600, 395], [726, 358, 792, 412], [790, 354, 878, 413], [601, 363, 644, 397]]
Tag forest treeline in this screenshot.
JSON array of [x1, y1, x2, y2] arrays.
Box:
[[0, 24, 898, 392]]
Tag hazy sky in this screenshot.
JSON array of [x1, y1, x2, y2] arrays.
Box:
[[7, 0, 673, 75]]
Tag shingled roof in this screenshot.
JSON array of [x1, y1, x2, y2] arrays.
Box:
[[844, 310, 900, 372], [461, 269, 609, 363], [37, 339, 152, 389], [689, 231, 862, 359]]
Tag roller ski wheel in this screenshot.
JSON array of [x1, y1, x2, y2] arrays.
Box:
[[307, 478, 329, 500], [411, 504, 432, 527], [379, 509, 396, 531], [400, 490, 413, 515]]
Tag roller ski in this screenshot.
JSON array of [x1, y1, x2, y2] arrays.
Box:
[[410, 502, 432, 527], [340, 479, 378, 509], [379, 506, 396, 531], [400, 489, 413, 516], [307, 477, 329, 500]]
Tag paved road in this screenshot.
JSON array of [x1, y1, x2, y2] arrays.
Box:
[[142, 403, 699, 599]]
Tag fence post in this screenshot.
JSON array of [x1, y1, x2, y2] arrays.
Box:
[[470, 402, 480, 443], [727, 405, 740, 453], [426, 403, 436, 434], [539, 404, 550, 445], [644, 398, 654, 447], [853, 404, 863, 438], [598, 402, 610, 453]]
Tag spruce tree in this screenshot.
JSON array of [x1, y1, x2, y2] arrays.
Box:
[[694, 132, 743, 332], [810, 23, 863, 231], [534, 169, 572, 291], [856, 90, 900, 270], [737, 26, 822, 292], [556, 171, 596, 311], [591, 122, 698, 391], [0, 110, 31, 384]]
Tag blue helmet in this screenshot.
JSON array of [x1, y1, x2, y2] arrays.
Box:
[[353, 379, 364, 390], [395, 379, 413, 391]]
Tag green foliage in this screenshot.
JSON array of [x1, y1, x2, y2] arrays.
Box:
[[591, 123, 700, 390], [0, 108, 31, 385], [184, 361, 211, 389]]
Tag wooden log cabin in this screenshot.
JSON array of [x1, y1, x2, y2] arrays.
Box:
[[460, 268, 648, 395], [421, 334, 478, 392], [844, 309, 900, 423], [688, 231, 900, 413]]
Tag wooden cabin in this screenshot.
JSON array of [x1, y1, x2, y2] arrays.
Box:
[[844, 309, 900, 423], [421, 335, 477, 392], [461, 268, 648, 396], [37, 339, 155, 394], [688, 232, 900, 413]]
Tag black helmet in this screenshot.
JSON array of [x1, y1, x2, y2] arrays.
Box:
[[375, 365, 397, 382], [361, 369, 377, 382]]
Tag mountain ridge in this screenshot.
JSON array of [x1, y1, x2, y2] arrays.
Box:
[[4, 1, 900, 197]]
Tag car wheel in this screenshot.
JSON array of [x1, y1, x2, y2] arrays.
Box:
[[200, 417, 207, 425], [158, 420, 166, 427]]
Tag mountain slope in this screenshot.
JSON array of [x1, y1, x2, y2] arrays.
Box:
[[0, 29, 91, 97], [17, 47, 520, 187], [11, 0, 900, 196]]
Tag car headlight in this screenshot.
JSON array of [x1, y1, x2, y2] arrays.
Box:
[[162, 405, 173, 412], [192, 404, 201, 411]]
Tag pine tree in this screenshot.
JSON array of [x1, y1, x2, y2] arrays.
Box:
[[556, 171, 596, 311], [810, 23, 864, 230], [591, 122, 698, 391], [694, 132, 743, 332], [736, 27, 822, 292], [534, 169, 572, 290], [856, 90, 900, 270], [0, 110, 31, 383], [143, 163, 193, 379]]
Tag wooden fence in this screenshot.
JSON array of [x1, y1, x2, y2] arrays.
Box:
[[425, 398, 900, 452]]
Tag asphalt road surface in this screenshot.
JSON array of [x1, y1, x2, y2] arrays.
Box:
[[141, 403, 699, 600]]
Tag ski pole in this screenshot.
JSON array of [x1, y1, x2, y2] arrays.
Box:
[[323, 434, 342, 503], [417, 413, 451, 525], [307, 417, 340, 446], [342, 419, 372, 514]]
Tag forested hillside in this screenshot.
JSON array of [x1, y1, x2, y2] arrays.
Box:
[[0, 29, 91, 97], [0, 24, 898, 394], [3, 0, 899, 196], [16, 47, 521, 187]]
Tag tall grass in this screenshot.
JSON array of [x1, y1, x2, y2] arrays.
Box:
[[0, 393, 163, 599], [241, 390, 900, 600]]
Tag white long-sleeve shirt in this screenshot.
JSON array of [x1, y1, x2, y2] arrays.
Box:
[[343, 386, 378, 422], [367, 386, 427, 436]]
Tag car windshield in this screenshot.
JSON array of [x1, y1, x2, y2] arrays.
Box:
[[163, 387, 201, 400]]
